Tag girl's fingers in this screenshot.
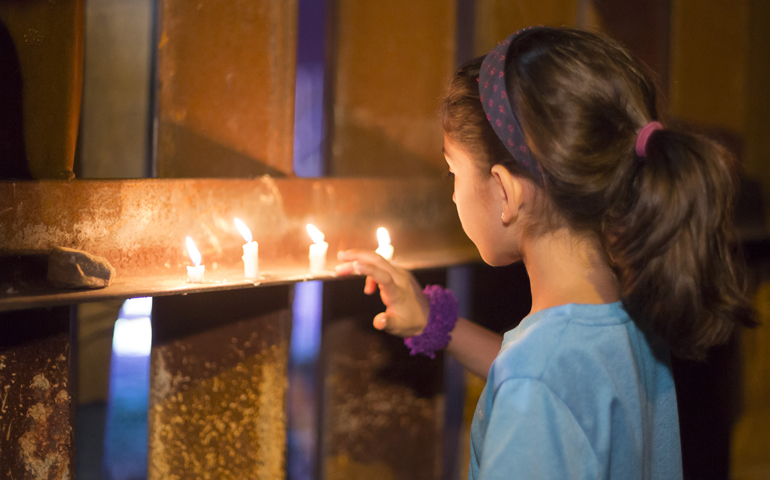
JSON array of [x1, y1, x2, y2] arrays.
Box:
[[351, 261, 396, 291], [364, 276, 378, 295], [335, 261, 357, 276], [373, 312, 388, 330], [338, 250, 400, 278], [336, 263, 383, 295]]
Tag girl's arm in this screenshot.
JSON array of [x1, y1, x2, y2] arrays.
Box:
[[336, 250, 502, 379], [446, 318, 502, 379]]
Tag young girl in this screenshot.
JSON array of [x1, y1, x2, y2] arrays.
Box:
[[336, 27, 755, 478]]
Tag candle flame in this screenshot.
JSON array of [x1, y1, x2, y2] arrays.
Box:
[[377, 227, 391, 248], [306, 224, 325, 244], [186, 236, 202, 266], [234, 218, 253, 243]]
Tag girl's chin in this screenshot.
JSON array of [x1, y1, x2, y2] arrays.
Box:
[[478, 249, 522, 267]]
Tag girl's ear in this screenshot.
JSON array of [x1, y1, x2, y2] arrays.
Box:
[[490, 165, 524, 224]]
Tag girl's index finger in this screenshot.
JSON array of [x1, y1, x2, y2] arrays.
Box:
[[348, 260, 396, 291], [334, 261, 358, 276], [338, 249, 399, 277]]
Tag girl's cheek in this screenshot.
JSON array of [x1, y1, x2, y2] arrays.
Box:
[[455, 195, 481, 245]]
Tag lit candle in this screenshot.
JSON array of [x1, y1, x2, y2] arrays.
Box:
[[234, 218, 259, 279], [375, 227, 394, 261], [186, 236, 205, 283], [306, 224, 328, 274]]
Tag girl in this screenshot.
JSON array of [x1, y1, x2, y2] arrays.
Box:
[[336, 27, 755, 479]]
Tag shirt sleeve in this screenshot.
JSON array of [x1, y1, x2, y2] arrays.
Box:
[[479, 378, 602, 480]]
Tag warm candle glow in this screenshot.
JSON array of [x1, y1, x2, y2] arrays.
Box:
[[186, 236, 202, 267], [377, 227, 391, 248], [307, 224, 325, 244], [186, 236, 205, 282], [234, 218, 253, 243], [375, 227, 394, 261]]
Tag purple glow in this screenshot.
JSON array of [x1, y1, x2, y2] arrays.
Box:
[[291, 281, 323, 364]]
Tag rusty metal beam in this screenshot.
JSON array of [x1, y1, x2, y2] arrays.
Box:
[[0, 0, 84, 180], [148, 286, 292, 479], [0, 306, 74, 480], [327, 0, 455, 177], [155, 0, 297, 178], [0, 178, 476, 311]]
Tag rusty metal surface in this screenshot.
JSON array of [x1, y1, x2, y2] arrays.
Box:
[[0, 178, 477, 311], [156, 0, 297, 177], [328, 1, 455, 177], [148, 287, 291, 479], [0, 306, 74, 480], [322, 321, 444, 480], [473, 0, 579, 56], [0, 0, 84, 180], [321, 274, 446, 480]]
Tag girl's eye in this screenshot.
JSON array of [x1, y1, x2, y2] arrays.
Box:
[[444, 171, 455, 180]]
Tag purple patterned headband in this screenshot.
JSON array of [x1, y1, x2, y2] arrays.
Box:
[[479, 30, 543, 184]]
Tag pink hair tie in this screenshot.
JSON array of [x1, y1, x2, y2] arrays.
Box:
[[635, 121, 664, 157]]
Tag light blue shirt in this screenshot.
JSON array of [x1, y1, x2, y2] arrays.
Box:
[[469, 302, 682, 479]]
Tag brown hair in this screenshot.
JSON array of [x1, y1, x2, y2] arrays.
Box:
[[441, 27, 755, 360]]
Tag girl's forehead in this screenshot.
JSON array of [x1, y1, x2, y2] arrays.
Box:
[[443, 135, 470, 161], [442, 134, 460, 154], [442, 145, 458, 165]]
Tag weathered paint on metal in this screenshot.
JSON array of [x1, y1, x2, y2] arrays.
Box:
[[0, 0, 84, 180], [328, 0, 455, 177], [156, 0, 297, 177], [0, 306, 73, 480], [148, 287, 291, 480], [0, 178, 476, 311]]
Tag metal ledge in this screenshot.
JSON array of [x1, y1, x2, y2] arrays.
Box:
[[0, 177, 477, 311]]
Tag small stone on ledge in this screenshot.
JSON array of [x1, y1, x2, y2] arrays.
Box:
[[47, 247, 116, 289]]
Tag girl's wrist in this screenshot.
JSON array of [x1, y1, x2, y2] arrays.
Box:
[[404, 285, 459, 358]]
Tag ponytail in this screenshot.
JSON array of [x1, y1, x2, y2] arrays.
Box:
[[604, 129, 756, 359]]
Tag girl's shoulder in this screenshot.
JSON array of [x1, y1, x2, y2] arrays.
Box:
[[490, 302, 643, 396]]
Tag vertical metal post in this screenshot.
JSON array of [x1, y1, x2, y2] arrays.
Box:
[[0, 306, 75, 480], [148, 286, 292, 479]]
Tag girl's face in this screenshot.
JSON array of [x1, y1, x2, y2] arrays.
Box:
[[443, 133, 524, 266]]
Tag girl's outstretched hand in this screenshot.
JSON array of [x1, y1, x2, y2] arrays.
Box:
[[335, 250, 429, 337]]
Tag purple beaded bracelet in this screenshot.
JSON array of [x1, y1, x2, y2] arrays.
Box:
[[404, 285, 459, 359]]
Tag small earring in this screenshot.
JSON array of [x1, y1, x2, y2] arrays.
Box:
[[501, 213, 506, 222]]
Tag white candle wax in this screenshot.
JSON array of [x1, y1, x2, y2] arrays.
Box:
[[309, 241, 329, 274], [242, 241, 259, 279], [234, 218, 259, 280], [307, 224, 329, 274], [187, 265, 205, 283], [375, 227, 394, 261]]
